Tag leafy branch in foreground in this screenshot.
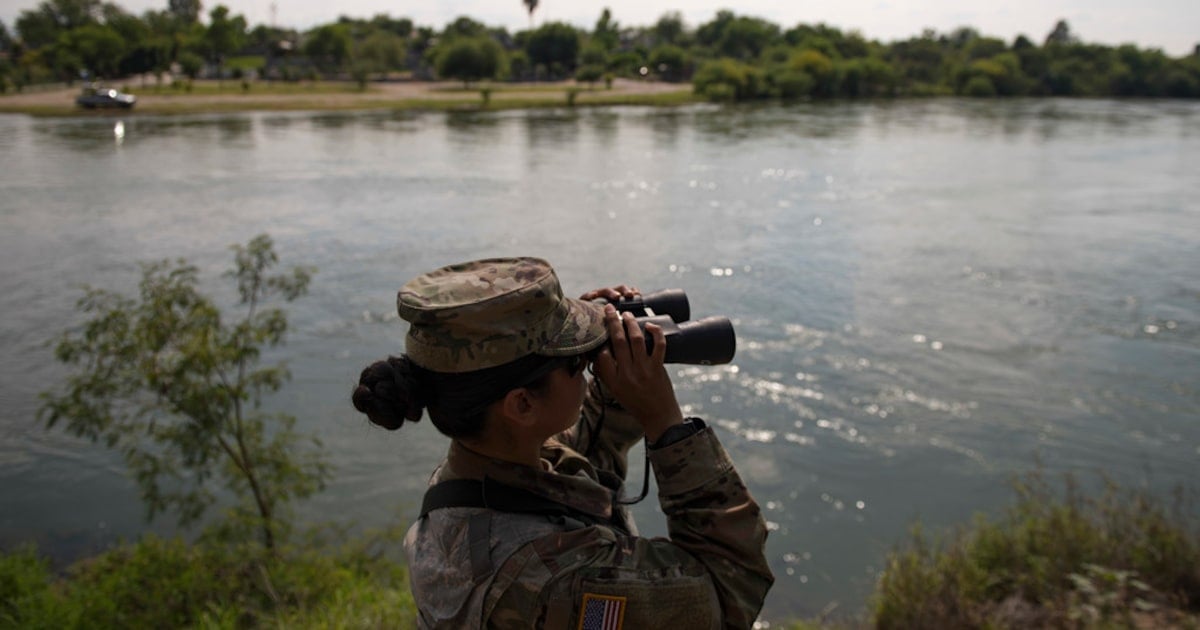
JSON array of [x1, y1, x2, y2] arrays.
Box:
[[39, 234, 328, 552]]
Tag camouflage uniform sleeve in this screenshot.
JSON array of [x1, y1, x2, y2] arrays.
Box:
[[553, 376, 645, 482], [486, 426, 774, 629]]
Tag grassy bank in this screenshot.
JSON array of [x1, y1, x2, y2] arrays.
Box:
[[5, 475, 1198, 628], [0, 79, 700, 117], [0, 533, 416, 629], [872, 474, 1200, 629]]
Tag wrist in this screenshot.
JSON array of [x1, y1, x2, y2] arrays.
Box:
[[649, 417, 704, 449], [641, 410, 685, 443]]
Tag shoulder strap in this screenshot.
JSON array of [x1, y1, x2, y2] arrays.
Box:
[[420, 477, 607, 529], [420, 478, 489, 515]]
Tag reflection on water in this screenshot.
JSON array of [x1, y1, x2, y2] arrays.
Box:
[[1, 100, 1198, 620]]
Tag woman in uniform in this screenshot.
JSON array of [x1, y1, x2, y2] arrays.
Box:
[[352, 257, 773, 629]]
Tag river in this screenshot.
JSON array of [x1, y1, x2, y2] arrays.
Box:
[[1, 99, 1198, 621]]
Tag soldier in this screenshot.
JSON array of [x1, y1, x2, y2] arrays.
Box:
[[352, 257, 773, 629]]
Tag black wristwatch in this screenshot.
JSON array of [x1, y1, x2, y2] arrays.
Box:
[[649, 417, 705, 449]]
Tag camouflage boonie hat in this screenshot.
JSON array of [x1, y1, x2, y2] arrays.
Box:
[[397, 257, 608, 373]]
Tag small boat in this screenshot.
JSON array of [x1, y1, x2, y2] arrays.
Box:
[[76, 83, 137, 109]]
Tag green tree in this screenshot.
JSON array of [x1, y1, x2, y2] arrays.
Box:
[[592, 8, 619, 52], [1, 20, 14, 52], [651, 11, 685, 46], [435, 36, 504, 87], [443, 15, 487, 40], [169, 0, 202, 26], [369, 13, 412, 38], [579, 42, 607, 68], [205, 4, 246, 77], [692, 57, 765, 101], [575, 63, 603, 85], [40, 235, 328, 553], [839, 57, 897, 97], [42, 38, 84, 80], [16, 0, 101, 49], [1044, 19, 1076, 46], [789, 48, 837, 96], [0, 26, 11, 94], [177, 49, 203, 78], [696, 9, 734, 48], [58, 24, 125, 78], [303, 23, 352, 74], [715, 16, 779, 60], [888, 30, 946, 87], [648, 44, 687, 81], [356, 30, 405, 77], [525, 21, 579, 77], [96, 4, 157, 78], [508, 49, 530, 79], [963, 36, 1006, 61]]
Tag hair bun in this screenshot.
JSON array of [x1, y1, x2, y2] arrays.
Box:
[[351, 356, 427, 430]]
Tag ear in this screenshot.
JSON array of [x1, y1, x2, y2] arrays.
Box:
[[498, 387, 538, 428]]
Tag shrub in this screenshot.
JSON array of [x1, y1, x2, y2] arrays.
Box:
[[0, 532, 416, 629], [789, 49, 837, 97], [692, 57, 765, 101], [963, 75, 997, 97], [701, 82, 737, 102], [873, 474, 1200, 628], [575, 64, 604, 86], [435, 36, 505, 87], [0, 546, 79, 628], [40, 236, 327, 554], [508, 50, 530, 80], [771, 69, 815, 99], [648, 44, 688, 81], [178, 52, 204, 80]]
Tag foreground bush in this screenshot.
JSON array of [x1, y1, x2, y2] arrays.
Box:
[[873, 474, 1200, 629], [0, 534, 415, 629]]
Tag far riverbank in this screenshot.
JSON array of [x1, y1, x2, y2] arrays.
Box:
[[0, 78, 697, 117]]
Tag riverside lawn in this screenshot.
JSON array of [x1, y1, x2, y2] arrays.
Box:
[[0, 78, 698, 117]]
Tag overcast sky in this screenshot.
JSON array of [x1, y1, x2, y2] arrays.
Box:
[[2, 0, 1197, 57]]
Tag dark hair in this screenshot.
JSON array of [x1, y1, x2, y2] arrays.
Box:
[[352, 353, 566, 440]]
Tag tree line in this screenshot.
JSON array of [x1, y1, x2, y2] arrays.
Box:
[[1, 0, 1198, 99]]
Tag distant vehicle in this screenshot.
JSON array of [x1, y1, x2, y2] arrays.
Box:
[[76, 84, 137, 109]]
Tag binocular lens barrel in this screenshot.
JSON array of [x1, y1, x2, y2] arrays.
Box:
[[596, 289, 690, 323], [636, 315, 737, 365]]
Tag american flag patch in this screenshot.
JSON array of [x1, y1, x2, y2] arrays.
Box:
[[577, 593, 626, 630]]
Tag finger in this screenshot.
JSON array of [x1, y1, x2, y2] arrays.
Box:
[[622, 285, 640, 299], [581, 287, 624, 302], [592, 347, 617, 385], [646, 321, 667, 365], [622, 312, 647, 361], [605, 305, 632, 366]]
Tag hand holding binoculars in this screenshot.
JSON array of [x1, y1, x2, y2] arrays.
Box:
[[593, 290, 735, 365]]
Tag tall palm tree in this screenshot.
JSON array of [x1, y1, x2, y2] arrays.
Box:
[[523, 0, 538, 28]]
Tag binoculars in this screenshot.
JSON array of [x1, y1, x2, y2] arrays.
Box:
[[594, 289, 736, 365]]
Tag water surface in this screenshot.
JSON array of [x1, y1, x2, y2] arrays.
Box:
[[1, 100, 1198, 620]]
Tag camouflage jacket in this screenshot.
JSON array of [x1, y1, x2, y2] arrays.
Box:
[[404, 379, 774, 629]]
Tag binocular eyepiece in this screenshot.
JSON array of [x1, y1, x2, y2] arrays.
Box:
[[594, 290, 735, 365]]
